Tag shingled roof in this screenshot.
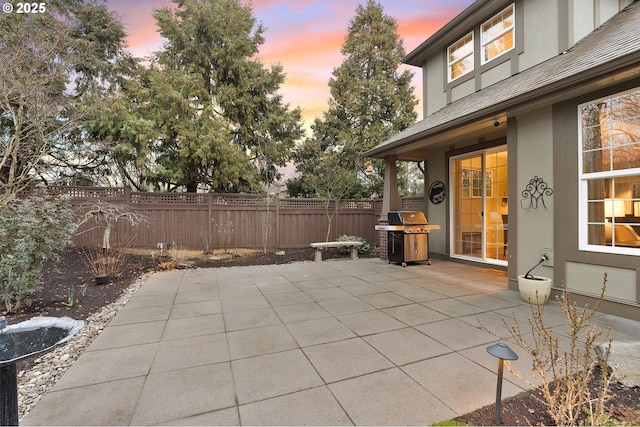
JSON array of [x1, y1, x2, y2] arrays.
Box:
[[366, 0, 640, 158]]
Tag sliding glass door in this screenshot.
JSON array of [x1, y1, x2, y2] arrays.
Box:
[[450, 148, 508, 264]]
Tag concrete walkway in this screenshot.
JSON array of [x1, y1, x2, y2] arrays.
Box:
[[21, 259, 640, 426]]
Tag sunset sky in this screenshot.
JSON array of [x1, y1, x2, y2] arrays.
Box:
[[106, 0, 475, 127]]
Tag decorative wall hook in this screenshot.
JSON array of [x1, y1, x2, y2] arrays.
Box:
[[520, 176, 553, 210]]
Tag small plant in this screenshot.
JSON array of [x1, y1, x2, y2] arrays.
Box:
[[81, 281, 89, 297], [503, 274, 614, 426], [200, 226, 214, 255], [157, 242, 187, 271], [337, 235, 369, 254], [64, 285, 76, 307], [168, 242, 187, 265], [158, 261, 178, 271], [83, 237, 131, 278], [216, 213, 234, 253]]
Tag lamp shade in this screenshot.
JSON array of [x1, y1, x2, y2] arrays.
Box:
[[486, 342, 519, 360], [604, 198, 625, 218]]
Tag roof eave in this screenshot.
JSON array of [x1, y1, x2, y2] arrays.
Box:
[[403, 0, 493, 67], [366, 55, 640, 159]]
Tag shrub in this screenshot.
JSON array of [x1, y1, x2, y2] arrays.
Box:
[[0, 195, 75, 312], [337, 235, 370, 254], [503, 275, 614, 426], [83, 236, 132, 278]]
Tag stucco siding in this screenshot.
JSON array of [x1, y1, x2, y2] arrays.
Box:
[[481, 60, 511, 89], [451, 78, 475, 103], [519, 0, 560, 71], [572, 1, 595, 45], [425, 57, 446, 116], [426, 147, 448, 255], [566, 262, 637, 303], [515, 107, 554, 282]]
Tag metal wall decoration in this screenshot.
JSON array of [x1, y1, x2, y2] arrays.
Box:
[[429, 181, 446, 204], [520, 176, 553, 210]]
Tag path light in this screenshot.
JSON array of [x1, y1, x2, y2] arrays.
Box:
[[486, 342, 518, 425]]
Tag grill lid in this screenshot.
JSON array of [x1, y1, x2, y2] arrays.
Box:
[[388, 211, 427, 225]]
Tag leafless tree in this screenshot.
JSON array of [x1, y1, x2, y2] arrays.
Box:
[[75, 201, 148, 250]]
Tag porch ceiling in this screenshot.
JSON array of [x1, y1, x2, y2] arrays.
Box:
[[377, 116, 506, 161]]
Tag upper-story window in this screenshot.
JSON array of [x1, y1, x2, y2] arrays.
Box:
[[579, 88, 640, 254], [447, 32, 474, 82], [481, 3, 515, 64]]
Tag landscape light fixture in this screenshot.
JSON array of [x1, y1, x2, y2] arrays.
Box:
[[486, 342, 519, 425]]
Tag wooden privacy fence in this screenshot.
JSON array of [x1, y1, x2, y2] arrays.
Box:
[[35, 187, 415, 251], [41, 187, 424, 251]]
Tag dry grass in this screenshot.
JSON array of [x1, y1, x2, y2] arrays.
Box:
[[125, 247, 261, 261]]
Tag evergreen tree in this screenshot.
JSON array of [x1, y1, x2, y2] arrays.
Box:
[[94, 0, 303, 192], [289, 0, 417, 198]]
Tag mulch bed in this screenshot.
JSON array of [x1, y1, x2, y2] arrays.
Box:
[[454, 365, 640, 425], [4, 246, 640, 426]]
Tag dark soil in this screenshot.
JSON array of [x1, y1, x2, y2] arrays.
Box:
[[454, 366, 640, 426], [4, 246, 640, 426]]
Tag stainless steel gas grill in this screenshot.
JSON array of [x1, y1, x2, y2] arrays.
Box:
[[375, 211, 440, 266]]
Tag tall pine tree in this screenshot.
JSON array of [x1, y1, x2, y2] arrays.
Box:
[[93, 0, 303, 192], [289, 0, 418, 198]]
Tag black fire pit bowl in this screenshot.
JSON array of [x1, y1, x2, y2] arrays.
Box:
[[0, 317, 84, 426]]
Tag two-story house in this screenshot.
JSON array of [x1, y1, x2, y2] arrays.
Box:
[[366, 0, 640, 319]]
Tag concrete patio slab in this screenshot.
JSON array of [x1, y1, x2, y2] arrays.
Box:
[[284, 316, 356, 347], [231, 349, 324, 404], [328, 368, 456, 425], [150, 333, 230, 373], [161, 313, 225, 340], [272, 301, 331, 323], [364, 327, 452, 365], [402, 352, 525, 416], [415, 318, 498, 351], [130, 363, 236, 425], [51, 343, 157, 391], [20, 258, 640, 426], [337, 310, 406, 335], [227, 324, 298, 359], [382, 303, 449, 325], [238, 386, 351, 426], [302, 337, 394, 383], [86, 321, 165, 350], [223, 306, 281, 331], [21, 377, 146, 426]]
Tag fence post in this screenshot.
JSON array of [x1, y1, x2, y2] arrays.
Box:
[[335, 199, 341, 240], [275, 195, 280, 249], [208, 192, 213, 246], [124, 186, 131, 204]]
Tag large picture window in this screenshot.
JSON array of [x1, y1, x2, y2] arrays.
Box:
[[579, 88, 640, 254], [447, 32, 474, 82], [481, 3, 515, 64]]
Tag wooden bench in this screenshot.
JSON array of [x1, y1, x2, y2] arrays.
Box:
[[310, 241, 363, 262]]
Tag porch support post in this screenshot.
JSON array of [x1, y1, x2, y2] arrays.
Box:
[[381, 155, 402, 219]]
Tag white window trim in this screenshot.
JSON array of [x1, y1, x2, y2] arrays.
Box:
[[578, 88, 640, 256], [447, 32, 474, 83], [480, 3, 515, 66]]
